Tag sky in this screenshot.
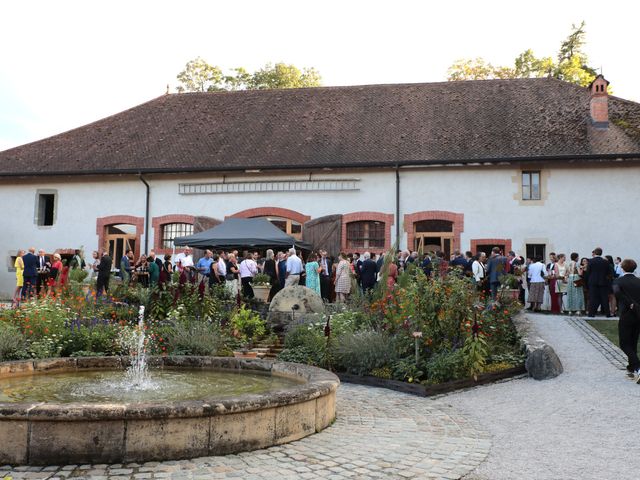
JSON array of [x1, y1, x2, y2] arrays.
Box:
[[1, 0, 638, 151]]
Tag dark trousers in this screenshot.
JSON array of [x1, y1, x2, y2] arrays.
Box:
[[208, 274, 221, 288], [619, 312, 640, 371], [490, 281, 500, 299], [241, 277, 254, 298], [23, 276, 37, 299], [320, 275, 331, 301], [588, 285, 610, 316], [36, 273, 49, 295], [96, 275, 110, 297]]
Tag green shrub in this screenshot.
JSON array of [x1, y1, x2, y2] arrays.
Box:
[[230, 306, 266, 345], [425, 349, 468, 384], [333, 330, 398, 376], [68, 268, 89, 283], [281, 325, 327, 366], [0, 323, 28, 361], [166, 321, 224, 356]]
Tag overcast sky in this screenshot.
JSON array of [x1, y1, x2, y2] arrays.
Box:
[[1, 0, 638, 151]]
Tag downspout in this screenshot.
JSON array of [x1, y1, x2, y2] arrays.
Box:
[[139, 174, 150, 254], [395, 165, 400, 249]]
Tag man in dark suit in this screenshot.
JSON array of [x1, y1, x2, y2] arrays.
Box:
[[587, 247, 612, 317], [35, 249, 51, 295], [318, 250, 333, 302], [96, 250, 113, 297], [22, 247, 38, 299], [485, 246, 507, 299], [359, 252, 378, 292], [613, 259, 640, 381]]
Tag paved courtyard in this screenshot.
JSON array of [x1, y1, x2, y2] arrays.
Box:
[[2, 313, 637, 479]]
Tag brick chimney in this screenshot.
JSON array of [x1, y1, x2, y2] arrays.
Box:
[[589, 74, 609, 129]]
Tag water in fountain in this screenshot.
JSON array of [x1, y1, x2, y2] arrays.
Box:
[[122, 305, 154, 389]]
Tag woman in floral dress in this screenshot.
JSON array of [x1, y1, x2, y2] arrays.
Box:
[[305, 252, 321, 295], [334, 252, 352, 302], [565, 252, 585, 314]]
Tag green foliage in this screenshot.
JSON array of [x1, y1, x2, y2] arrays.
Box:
[[462, 334, 488, 381], [0, 322, 28, 361], [230, 306, 266, 344], [333, 330, 398, 376], [253, 273, 271, 285], [176, 59, 322, 93], [280, 324, 328, 367], [425, 349, 468, 384], [447, 21, 598, 87], [166, 321, 224, 356], [68, 268, 88, 283]]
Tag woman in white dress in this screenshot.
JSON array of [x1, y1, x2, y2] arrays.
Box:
[[554, 254, 569, 313], [527, 258, 547, 311]]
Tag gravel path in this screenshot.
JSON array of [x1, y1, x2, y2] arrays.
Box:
[[445, 313, 640, 480]]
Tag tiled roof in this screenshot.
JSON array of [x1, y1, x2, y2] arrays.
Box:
[[1, 78, 640, 176]]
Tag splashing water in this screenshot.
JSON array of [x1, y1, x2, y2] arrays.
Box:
[[123, 305, 152, 388]]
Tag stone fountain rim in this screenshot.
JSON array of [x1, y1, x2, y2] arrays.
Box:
[[0, 356, 339, 421]]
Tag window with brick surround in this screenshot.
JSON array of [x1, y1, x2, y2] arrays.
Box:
[[522, 171, 541, 200], [162, 223, 193, 249], [346, 221, 385, 249]]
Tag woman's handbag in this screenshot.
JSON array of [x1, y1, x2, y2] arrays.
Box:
[[573, 277, 584, 287]]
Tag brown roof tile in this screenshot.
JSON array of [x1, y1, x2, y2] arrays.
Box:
[[1, 77, 639, 176]]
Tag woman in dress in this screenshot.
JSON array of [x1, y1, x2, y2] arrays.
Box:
[[12, 249, 25, 307], [471, 252, 486, 291], [47, 253, 63, 296], [580, 257, 590, 313], [304, 252, 321, 296], [334, 252, 352, 302], [527, 257, 547, 311], [263, 249, 280, 301], [554, 254, 568, 313], [565, 252, 585, 315], [159, 254, 173, 285], [277, 252, 287, 290]]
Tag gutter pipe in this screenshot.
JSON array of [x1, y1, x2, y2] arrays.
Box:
[[139, 174, 150, 254]]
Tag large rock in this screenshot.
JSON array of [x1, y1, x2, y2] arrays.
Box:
[[268, 286, 324, 332], [525, 344, 563, 380]]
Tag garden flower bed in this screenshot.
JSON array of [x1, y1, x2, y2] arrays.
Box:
[[0, 266, 524, 391]]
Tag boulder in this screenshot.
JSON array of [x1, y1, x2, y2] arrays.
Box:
[[525, 344, 563, 380], [267, 286, 324, 332]]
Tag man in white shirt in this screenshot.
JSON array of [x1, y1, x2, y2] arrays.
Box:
[[174, 246, 194, 281], [217, 251, 228, 280], [285, 248, 303, 287], [239, 252, 258, 298]]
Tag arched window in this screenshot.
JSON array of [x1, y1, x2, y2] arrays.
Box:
[[152, 215, 196, 254], [161, 223, 193, 249]]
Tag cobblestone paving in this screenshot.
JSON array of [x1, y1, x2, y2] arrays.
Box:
[[567, 316, 627, 369], [0, 384, 490, 480]]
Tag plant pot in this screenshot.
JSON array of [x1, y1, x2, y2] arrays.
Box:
[[253, 285, 270, 303], [499, 289, 520, 300], [233, 351, 258, 359]]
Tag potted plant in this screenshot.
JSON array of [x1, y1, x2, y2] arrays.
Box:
[[499, 273, 520, 300], [231, 306, 267, 358], [252, 273, 271, 303]]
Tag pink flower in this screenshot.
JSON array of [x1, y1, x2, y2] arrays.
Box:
[[412, 331, 423, 338]]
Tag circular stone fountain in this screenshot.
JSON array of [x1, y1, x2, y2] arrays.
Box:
[[0, 356, 339, 465]]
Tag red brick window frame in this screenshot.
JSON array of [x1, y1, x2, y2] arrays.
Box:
[[96, 215, 145, 259], [404, 211, 464, 252], [227, 207, 310, 225], [152, 214, 196, 255], [341, 212, 394, 254], [469, 239, 513, 256]]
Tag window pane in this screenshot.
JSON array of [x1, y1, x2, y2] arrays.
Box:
[[531, 172, 540, 199], [162, 223, 193, 249], [522, 172, 530, 187], [522, 184, 531, 200], [346, 221, 385, 249], [290, 222, 302, 234]]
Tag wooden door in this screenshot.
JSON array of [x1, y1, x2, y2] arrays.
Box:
[[302, 215, 342, 257]]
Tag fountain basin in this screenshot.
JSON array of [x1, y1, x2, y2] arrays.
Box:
[[0, 356, 339, 465]]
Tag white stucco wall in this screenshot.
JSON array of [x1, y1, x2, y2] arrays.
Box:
[[2, 164, 639, 297]]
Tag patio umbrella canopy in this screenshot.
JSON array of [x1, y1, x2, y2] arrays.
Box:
[[173, 217, 312, 250]]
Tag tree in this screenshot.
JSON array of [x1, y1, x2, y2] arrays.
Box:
[[176, 60, 322, 93], [175, 57, 224, 93], [446, 22, 598, 86]]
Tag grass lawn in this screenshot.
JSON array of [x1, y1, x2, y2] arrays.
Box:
[[585, 320, 638, 350]]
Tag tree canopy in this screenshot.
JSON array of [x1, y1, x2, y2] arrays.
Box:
[[446, 21, 599, 87], [176, 59, 322, 93]]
